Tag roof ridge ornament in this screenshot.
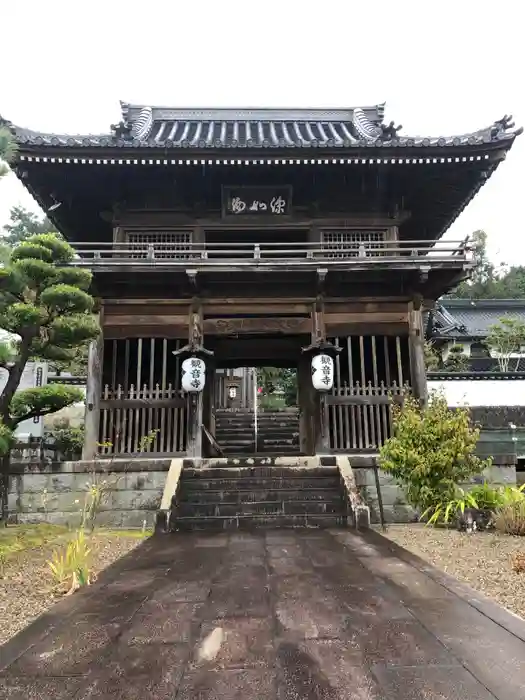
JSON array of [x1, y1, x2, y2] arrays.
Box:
[[352, 107, 383, 140], [491, 114, 523, 138], [380, 121, 403, 140], [131, 107, 153, 141]]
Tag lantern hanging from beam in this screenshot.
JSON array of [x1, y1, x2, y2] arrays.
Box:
[[311, 354, 334, 391], [181, 357, 206, 393]]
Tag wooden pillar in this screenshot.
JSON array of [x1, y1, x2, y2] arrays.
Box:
[[186, 393, 204, 459], [408, 302, 428, 404], [83, 333, 104, 460], [298, 356, 313, 455], [185, 300, 204, 459]]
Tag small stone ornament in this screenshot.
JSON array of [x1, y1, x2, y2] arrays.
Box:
[[311, 353, 334, 392], [181, 356, 206, 392]]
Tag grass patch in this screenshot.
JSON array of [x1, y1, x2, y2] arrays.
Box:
[[0, 524, 68, 558], [97, 528, 153, 539], [0, 525, 151, 565]]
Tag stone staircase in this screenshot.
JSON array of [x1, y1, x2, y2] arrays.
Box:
[[215, 409, 300, 455], [168, 457, 349, 531]]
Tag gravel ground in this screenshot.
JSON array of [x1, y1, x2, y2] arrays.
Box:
[[382, 524, 525, 619], [0, 529, 144, 645]]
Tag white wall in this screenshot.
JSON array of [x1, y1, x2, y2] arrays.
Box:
[[428, 379, 525, 407]]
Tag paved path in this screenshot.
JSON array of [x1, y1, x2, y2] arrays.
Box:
[[1, 529, 525, 699]]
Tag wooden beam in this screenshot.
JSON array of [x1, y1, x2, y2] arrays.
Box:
[[100, 398, 185, 410], [203, 317, 311, 335]]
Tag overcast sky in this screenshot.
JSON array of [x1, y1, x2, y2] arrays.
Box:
[[1, 0, 523, 263]]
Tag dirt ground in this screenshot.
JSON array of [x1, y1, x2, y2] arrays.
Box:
[[0, 525, 146, 645], [382, 524, 525, 619]]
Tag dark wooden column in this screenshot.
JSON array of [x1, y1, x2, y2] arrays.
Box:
[[82, 333, 104, 460], [298, 355, 314, 455], [187, 393, 204, 459], [183, 300, 206, 460], [408, 299, 428, 404], [299, 295, 332, 455]]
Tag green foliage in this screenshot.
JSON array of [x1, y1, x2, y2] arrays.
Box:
[[450, 229, 525, 300], [421, 486, 478, 526], [486, 317, 525, 372], [0, 421, 13, 457], [48, 530, 91, 592], [469, 482, 506, 510], [0, 127, 17, 179], [379, 392, 490, 515], [0, 233, 98, 431], [48, 419, 84, 458], [258, 367, 297, 407], [424, 341, 440, 371], [10, 385, 83, 422], [2, 206, 57, 246], [442, 344, 469, 371]]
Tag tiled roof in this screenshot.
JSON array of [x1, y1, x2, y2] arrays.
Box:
[[2, 103, 521, 151], [433, 300, 525, 337]]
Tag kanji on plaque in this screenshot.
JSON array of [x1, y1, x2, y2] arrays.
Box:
[[182, 357, 206, 392], [311, 354, 334, 392], [224, 186, 291, 216]]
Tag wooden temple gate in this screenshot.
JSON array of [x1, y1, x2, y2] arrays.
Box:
[[88, 298, 424, 458]]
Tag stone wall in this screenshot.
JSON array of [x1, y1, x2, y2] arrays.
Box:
[[8, 459, 171, 528]]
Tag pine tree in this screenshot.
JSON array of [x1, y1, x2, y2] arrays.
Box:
[[0, 233, 100, 522]]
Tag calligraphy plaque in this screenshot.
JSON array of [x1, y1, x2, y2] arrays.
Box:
[[222, 186, 292, 217]]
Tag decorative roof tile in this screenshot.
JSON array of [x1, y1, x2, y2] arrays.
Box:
[[2, 103, 521, 153]]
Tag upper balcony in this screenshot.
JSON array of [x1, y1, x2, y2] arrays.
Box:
[[67, 238, 473, 274]]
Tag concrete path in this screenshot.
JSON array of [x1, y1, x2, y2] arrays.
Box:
[[1, 529, 525, 699]]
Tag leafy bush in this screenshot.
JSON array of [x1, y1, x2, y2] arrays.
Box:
[[0, 421, 13, 457], [494, 501, 525, 536], [469, 482, 506, 511], [47, 419, 84, 459], [421, 487, 478, 526], [48, 530, 91, 594], [379, 392, 490, 516]]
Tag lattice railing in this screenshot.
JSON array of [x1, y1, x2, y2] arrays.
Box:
[[126, 230, 193, 259], [321, 229, 387, 258]]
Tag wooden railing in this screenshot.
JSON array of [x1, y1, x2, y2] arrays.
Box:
[[326, 380, 407, 452], [99, 384, 187, 455], [67, 239, 472, 267]]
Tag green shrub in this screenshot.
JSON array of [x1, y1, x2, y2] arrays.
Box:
[[379, 392, 490, 516], [469, 482, 506, 511], [48, 419, 84, 459], [421, 486, 478, 526]]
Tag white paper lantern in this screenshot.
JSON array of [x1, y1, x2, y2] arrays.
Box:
[[181, 357, 206, 392], [311, 353, 334, 391]]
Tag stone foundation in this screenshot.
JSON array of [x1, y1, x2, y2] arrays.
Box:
[[8, 458, 172, 528]]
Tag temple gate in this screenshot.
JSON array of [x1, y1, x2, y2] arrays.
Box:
[[5, 104, 520, 461]]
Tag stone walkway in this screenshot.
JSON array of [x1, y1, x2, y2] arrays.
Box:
[[1, 529, 525, 699]]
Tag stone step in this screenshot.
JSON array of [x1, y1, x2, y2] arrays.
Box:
[[182, 466, 340, 478], [171, 512, 347, 531], [179, 478, 341, 492], [177, 499, 344, 517], [178, 488, 343, 503]]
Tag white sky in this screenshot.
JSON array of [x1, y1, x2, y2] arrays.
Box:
[[1, 0, 523, 264]]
